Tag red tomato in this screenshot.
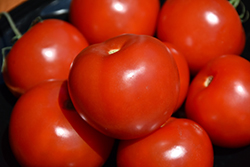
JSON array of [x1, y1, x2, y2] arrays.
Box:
[[2, 19, 89, 97], [163, 42, 190, 111], [9, 80, 115, 166], [185, 55, 250, 148], [117, 117, 214, 167], [157, 0, 245, 75], [68, 34, 180, 140], [69, 0, 160, 44]]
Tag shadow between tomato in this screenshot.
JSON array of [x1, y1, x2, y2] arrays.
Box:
[[58, 81, 115, 164], [213, 144, 250, 167], [1, 126, 20, 167]]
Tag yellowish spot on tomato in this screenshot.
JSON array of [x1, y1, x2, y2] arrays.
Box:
[[108, 48, 120, 55], [204, 76, 213, 87]]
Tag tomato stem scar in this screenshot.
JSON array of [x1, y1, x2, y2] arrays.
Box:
[[0, 12, 22, 40], [108, 48, 120, 55], [204, 76, 213, 87]]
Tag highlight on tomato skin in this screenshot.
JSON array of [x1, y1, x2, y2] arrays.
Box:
[[2, 18, 89, 97], [8, 80, 115, 167], [67, 33, 180, 140], [116, 117, 214, 167], [185, 54, 250, 148]]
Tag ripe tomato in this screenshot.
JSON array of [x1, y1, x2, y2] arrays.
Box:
[[2, 19, 89, 97], [185, 55, 250, 148], [117, 117, 214, 167], [157, 0, 245, 75], [69, 0, 160, 44], [163, 42, 190, 111], [68, 34, 180, 140], [9, 80, 115, 166]]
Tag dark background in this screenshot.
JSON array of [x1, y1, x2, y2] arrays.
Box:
[[1, 0, 250, 166]]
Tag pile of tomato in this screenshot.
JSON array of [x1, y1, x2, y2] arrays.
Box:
[[1, 0, 250, 166]]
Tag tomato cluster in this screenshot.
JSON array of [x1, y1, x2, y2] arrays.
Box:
[[1, 0, 250, 166]]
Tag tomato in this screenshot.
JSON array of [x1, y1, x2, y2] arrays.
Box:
[[68, 34, 180, 140], [2, 19, 89, 97], [69, 0, 160, 44], [163, 42, 190, 111], [117, 117, 214, 167], [185, 55, 250, 148], [157, 0, 245, 75], [9, 80, 115, 166]]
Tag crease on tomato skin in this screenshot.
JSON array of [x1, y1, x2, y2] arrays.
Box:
[[160, 117, 176, 128]]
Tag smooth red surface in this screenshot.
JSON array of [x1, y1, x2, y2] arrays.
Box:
[[9, 80, 115, 166], [68, 34, 180, 140], [185, 55, 250, 148], [157, 0, 245, 75], [164, 42, 190, 111], [69, 0, 160, 44], [117, 117, 214, 167], [2, 19, 89, 97]]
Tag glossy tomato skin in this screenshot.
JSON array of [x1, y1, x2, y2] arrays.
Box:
[[69, 0, 160, 44], [2, 19, 89, 97], [9, 80, 115, 166], [157, 0, 245, 75], [163, 42, 190, 111], [117, 117, 214, 167], [68, 34, 180, 140], [185, 55, 250, 148]]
